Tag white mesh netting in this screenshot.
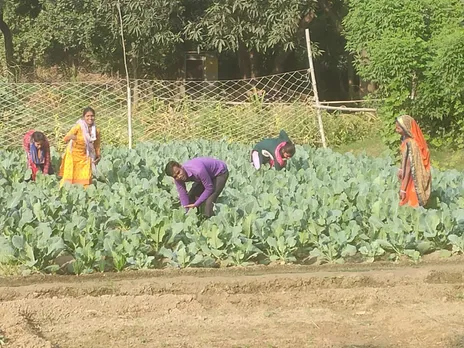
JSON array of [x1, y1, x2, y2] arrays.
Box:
[[0, 69, 321, 150]]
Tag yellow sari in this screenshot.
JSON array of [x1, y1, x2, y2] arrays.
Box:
[[59, 123, 101, 187]]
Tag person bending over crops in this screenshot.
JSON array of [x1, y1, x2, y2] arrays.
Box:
[[59, 106, 101, 188], [395, 115, 431, 207], [22, 130, 53, 181], [165, 157, 229, 218], [251, 130, 295, 170]]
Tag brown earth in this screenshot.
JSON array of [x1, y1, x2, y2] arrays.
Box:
[[1, 258, 464, 348]]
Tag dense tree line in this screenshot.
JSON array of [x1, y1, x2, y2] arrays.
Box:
[[0, 0, 350, 99], [0, 0, 463, 145], [344, 0, 464, 147]]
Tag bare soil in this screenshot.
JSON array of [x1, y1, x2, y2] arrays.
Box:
[[2, 259, 464, 348]]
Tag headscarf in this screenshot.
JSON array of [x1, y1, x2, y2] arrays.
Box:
[[274, 141, 287, 167], [29, 142, 45, 165], [396, 115, 431, 206]]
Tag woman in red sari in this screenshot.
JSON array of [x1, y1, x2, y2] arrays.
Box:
[[395, 115, 431, 207], [22, 130, 53, 181]]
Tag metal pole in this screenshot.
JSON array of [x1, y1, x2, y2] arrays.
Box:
[[305, 28, 327, 148], [116, 0, 133, 149]]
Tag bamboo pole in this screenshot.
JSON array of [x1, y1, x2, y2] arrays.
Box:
[[319, 99, 382, 105], [316, 105, 377, 112], [116, 0, 133, 149], [305, 29, 327, 148]]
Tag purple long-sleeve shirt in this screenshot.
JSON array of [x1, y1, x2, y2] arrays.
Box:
[[174, 157, 228, 208]]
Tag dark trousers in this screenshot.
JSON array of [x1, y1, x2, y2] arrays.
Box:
[[26, 164, 55, 182], [37, 164, 55, 175], [188, 171, 229, 218]]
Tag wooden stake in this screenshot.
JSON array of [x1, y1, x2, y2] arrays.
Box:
[[316, 105, 377, 112], [116, 0, 133, 149], [305, 29, 327, 148]]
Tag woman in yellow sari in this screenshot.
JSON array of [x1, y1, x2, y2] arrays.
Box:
[[395, 115, 431, 207], [59, 107, 101, 187]]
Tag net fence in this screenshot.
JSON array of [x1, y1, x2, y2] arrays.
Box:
[[0, 80, 129, 151], [0, 69, 322, 151]]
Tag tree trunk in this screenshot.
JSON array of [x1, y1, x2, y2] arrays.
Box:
[[0, 10, 14, 77], [338, 69, 348, 100], [249, 50, 258, 78], [358, 49, 373, 97], [71, 55, 78, 80], [272, 10, 316, 73], [272, 49, 291, 74], [238, 43, 251, 78], [317, 0, 344, 33], [347, 54, 357, 99]]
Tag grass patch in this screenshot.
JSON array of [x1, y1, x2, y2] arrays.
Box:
[[0, 333, 7, 346], [335, 136, 390, 158], [0, 263, 23, 276], [430, 148, 464, 171], [335, 135, 464, 171]]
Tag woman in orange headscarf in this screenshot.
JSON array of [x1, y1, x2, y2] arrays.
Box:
[[395, 115, 431, 207]]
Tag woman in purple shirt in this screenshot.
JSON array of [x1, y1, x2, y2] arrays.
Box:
[[165, 157, 229, 218]]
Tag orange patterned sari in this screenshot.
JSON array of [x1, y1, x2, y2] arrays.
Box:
[[397, 115, 431, 207]]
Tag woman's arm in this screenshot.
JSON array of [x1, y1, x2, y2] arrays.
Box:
[[43, 141, 51, 174], [64, 125, 79, 143], [273, 157, 286, 171], [401, 158, 411, 192], [22, 131, 38, 178], [400, 142, 411, 199], [398, 144, 407, 180], [22, 131, 32, 153], [94, 129, 101, 157], [93, 129, 101, 164]]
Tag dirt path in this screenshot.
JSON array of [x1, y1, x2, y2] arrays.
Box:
[[1, 261, 464, 348]]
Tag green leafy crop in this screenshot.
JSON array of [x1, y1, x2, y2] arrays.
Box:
[[1, 141, 463, 274]]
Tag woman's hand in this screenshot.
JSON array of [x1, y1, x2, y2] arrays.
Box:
[[66, 134, 77, 142], [399, 190, 406, 200], [397, 169, 403, 180], [92, 156, 101, 165]]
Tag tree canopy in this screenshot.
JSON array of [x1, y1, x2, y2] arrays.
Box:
[[344, 0, 464, 147], [0, 0, 463, 145], [0, 0, 343, 82]]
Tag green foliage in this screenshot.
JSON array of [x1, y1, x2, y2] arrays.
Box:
[[1, 0, 352, 98], [1, 141, 464, 273], [322, 112, 380, 147], [415, 27, 464, 148], [344, 0, 464, 149], [2, 0, 321, 78], [362, 33, 427, 91], [3, 0, 183, 77], [184, 0, 316, 53]]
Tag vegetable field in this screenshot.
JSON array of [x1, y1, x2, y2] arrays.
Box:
[[2, 140, 464, 274]]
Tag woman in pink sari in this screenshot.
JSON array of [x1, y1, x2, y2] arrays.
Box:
[[22, 130, 53, 180]]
